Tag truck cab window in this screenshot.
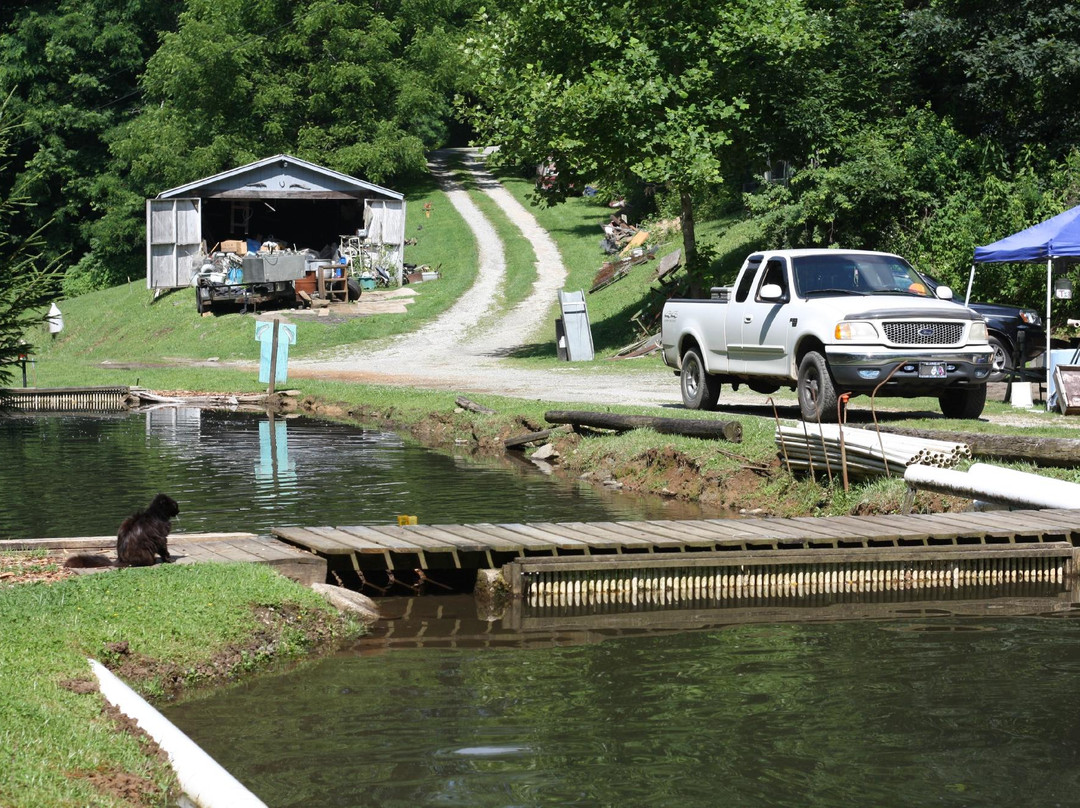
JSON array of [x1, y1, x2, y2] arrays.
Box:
[[756, 259, 788, 301], [734, 260, 760, 302]]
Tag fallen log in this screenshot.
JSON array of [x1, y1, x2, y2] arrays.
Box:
[[545, 410, 742, 443], [455, 396, 496, 414], [875, 426, 1080, 468], [504, 424, 570, 449]]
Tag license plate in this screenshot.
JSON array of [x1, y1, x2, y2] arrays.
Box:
[[918, 362, 947, 378]]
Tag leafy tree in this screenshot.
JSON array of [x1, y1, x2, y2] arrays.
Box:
[[0, 0, 180, 295], [461, 0, 818, 285], [82, 0, 479, 291], [904, 0, 1080, 160], [0, 105, 63, 389]]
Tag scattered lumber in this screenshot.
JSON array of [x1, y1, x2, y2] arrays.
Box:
[[874, 426, 1080, 468], [545, 410, 742, 443], [777, 423, 971, 480], [455, 396, 496, 414]]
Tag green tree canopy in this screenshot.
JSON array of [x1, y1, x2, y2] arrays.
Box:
[[0, 104, 63, 389], [462, 0, 817, 278]]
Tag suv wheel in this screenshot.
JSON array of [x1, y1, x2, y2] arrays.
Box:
[[988, 335, 1013, 382]]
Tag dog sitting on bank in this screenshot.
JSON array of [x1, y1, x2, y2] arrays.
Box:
[[64, 494, 180, 569]]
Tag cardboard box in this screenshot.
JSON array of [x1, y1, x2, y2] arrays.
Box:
[[220, 239, 247, 255]]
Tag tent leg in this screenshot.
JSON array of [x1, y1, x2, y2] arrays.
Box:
[[965, 263, 976, 306], [1046, 257, 1053, 411]]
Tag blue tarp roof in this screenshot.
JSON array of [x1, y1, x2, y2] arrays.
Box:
[[974, 204, 1080, 263]]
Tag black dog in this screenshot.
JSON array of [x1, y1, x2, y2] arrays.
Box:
[[65, 494, 180, 569]]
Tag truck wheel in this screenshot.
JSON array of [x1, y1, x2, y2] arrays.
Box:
[[988, 335, 1013, 382], [680, 348, 721, 410], [939, 385, 987, 419], [195, 288, 209, 315], [797, 351, 839, 422]]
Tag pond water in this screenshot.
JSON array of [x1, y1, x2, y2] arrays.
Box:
[[164, 595, 1080, 808], [0, 410, 705, 539], [9, 410, 1080, 806]]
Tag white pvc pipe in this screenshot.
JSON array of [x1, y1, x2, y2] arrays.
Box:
[[966, 463, 1080, 505], [904, 463, 1080, 509], [90, 659, 267, 808]]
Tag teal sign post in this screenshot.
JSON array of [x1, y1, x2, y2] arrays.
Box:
[[255, 320, 297, 389]]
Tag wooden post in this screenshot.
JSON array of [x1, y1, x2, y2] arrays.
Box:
[[267, 320, 279, 395]]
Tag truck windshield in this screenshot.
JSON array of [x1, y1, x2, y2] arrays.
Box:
[[792, 254, 931, 299]]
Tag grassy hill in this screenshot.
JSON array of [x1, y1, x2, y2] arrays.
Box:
[[26, 161, 765, 388]]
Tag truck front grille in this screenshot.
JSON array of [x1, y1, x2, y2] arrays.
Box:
[[882, 321, 964, 345]]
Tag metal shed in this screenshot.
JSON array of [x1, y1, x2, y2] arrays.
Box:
[[146, 154, 406, 289]]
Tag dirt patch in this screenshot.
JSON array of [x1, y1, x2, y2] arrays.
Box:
[[0, 553, 75, 587], [65, 702, 174, 807], [105, 602, 353, 701]]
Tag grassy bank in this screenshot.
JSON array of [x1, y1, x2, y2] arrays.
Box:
[[0, 560, 363, 808]]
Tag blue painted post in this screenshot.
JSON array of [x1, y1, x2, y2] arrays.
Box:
[[255, 320, 297, 389]]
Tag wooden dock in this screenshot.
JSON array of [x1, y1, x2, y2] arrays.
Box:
[[272, 509, 1080, 575], [1, 533, 326, 586]]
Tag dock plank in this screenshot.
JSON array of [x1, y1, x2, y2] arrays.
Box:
[[272, 526, 356, 555], [482, 523, 590, 550], [433, 524, 532, 552], [334, 525, 431, 553]]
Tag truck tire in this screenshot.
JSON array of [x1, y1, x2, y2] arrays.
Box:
[[347, 278, 362, 301], [988, 335, 1013, 382], [938, 385, 987, 419], [680, 348, 721, 410], [797, 351, 839, 422]]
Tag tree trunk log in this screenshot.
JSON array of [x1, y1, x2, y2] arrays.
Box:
[[545, 410, 742, 443], [455, 396, 496, 414], [876, 426, 1080, 468]]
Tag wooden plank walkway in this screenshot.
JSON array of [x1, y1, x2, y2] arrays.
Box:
[[271, 509, 1080, 573], [1, 533, 326, 587]]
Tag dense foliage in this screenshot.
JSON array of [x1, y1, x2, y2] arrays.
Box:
[[466, 0, 1080, 317], [0, 0, 479, 293], [1, 0, 1079, 320], [0, 106, 62, 388]]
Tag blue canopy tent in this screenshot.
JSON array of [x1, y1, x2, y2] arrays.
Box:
[[968, 204, 1080, 408]]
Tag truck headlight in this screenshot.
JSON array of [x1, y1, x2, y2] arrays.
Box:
[[834, 322, 877, 340], [1020, 310, 1042, 326], [969, 321, 988, 341]]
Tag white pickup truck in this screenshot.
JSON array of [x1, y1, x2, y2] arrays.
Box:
[[660, 249, 994, 421]]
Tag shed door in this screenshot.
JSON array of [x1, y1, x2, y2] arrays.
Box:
[[146, 198, 202, 289], [364, 199, 406, 282]]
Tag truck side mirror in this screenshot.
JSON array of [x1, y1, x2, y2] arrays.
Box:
[[935, 285, 954, 300], [759, 283, 784, 301]]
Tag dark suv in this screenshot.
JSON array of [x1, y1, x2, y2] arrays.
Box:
[[919, 272, 1045, 381]]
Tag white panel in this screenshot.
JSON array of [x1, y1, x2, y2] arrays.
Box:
[[146, 198, 202, 289]]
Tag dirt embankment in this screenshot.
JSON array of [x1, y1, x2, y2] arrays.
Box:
[[281, 392, 967, 517]]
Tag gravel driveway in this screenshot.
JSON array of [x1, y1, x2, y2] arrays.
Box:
[[290, 148, 683, 407]]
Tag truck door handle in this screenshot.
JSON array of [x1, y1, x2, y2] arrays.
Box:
[[743, 315, 753, 324]]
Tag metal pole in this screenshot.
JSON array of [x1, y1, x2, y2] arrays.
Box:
[[1047, 257, 1053, 410], [965, 263, 976, 306]]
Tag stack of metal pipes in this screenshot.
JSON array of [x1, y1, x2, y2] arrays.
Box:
[[776, 422, 971, 478]]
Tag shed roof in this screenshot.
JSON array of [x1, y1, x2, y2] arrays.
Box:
[[156, 154, 403, 202]]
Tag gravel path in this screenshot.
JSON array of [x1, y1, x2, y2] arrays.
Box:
[[290, 148, 681, 406]]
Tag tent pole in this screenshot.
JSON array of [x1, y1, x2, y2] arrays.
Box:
[[965, 263, 976, 306], [1046, 257, 1053, 411]]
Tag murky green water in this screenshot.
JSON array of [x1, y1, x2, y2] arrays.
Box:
[[10, 409, 1080, 806], [0, 410, 704, 539], [164, 595, 1080, 808]]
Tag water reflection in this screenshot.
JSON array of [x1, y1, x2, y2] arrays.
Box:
[[0, 410, 708, 539], [164, 598, 1080, 808]]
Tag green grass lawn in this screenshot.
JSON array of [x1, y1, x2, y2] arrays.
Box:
[[0, 562, 361, 808]]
